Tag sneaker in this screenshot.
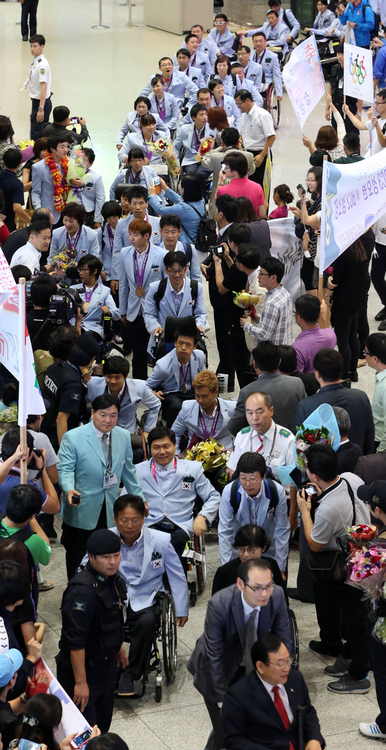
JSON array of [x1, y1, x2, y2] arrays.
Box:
[[117, 674, 135, 697], [359, 722, 386, 741], [327, 673, 371, 694], [38, 580, 54, 592], [309, 639, 342, 657], [324, 655, 351, 676]]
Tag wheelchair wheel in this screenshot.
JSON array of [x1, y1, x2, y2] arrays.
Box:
[[266, 84, 281, 130], [162, 594, 177, 682], [194, 533, 206, 594], [289, 607, 300, 670]]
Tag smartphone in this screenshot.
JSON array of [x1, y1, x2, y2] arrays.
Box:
[[70, 729, 93, 749], [152, 176, 161, 195], [220, 163, 226, 174], [305, 486, 317, 496], [71, 493, 81, 506], [296, 183, 306, 195], [71, 117, 80, 124], [289, 467, 309, 490], [208, 245, 224, 255], [19, 741, 42, 750]]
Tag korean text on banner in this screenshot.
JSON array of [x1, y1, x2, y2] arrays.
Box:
[[282, 36, 325, 132], [344, 43, 373, 103], [319, 148, 386, 272]]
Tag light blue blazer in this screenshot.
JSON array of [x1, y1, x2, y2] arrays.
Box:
[[49, 225, 100, 264], [148, 92, 180, 130], [144, 278, 207, 343], [173, 123, 216, 166], [118, 129, 169, 166], [246, 21, 290, 54], [87, 376, 161, 432], [31, 159, 63, 225], [111, 213, 161, 280], [69, 282, 120, 338], [136, 458, 220, 536], [141, 71, 198, 108], [80, 169, 106, 224], [58, 421, 144, 530], [210, 95, 241, 129], [180, 65, 206, 90], [116, 111, 169, 145], [158, 239, 201, 281], [173, 50, 212, 81], [146, 347, 205, 394], [109, 164, 159, 201], [171, 398, 236, 452], [96, 225, 114, 280], [208, 27, 236, 57], [218, 480, 290, 571], [242, 61, 263, 90], [251, 49, 283, 98], [119, 243, 167, 321], [111, 525, 189, 615]]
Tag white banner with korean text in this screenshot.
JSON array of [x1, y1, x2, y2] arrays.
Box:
[[282, 36, 326, 132]]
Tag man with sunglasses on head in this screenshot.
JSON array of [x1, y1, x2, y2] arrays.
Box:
[[188, 557, 291, 750]]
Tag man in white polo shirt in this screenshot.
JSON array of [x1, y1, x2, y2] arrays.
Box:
[[235, 88, 276, 188]]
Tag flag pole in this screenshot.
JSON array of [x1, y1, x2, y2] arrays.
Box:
[[318, 156, 328, 304], [18, 279, 27, 484]]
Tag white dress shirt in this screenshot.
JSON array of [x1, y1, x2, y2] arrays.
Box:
[[92, 422, 111, 449], [240, 103, 275, 152], [10, 242, 41, 274], [152, 458, 177, 497], [241, 592, 261, 628]]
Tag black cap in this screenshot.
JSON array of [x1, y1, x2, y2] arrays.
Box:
[[86, 529, 121, 556], [357, 481, 386, 513], [76, 332, 100, 358]]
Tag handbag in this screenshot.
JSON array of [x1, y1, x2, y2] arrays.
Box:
[[307, 478, 356, 583]]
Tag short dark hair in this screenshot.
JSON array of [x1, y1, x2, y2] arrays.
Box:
[[365, 333, 386, 364], [164, 250, 187, 269], [191, 24, 204, 31], [197, 87, 211, 98], [343, 133, 361, 152], [295, 294, 321, 323], [261, 256, 285, 283], [237, 558, 272, 584], [252, 31, 266, 40], [377, 88, 386, 102], [52, 106, 70, 123], [236, 452, 267, 476], [252, 341, 280, 372], [236, 243, 260, 269], [3, 148, 22, 169], [235, 89, 253, 103], [83, 147, 95, 165], [33, 137, 48, 159], [6, 484, 44, 523], [62, 202, 86, 225], [177, 48, 191, 59], [30, 274, 58, 307], [158, 56, 173, 66], [277, 345, 297, 374], [191, 103, 207, 120], [305, 444, 338, 481], [221, 127, 240, 147], [134, 96, 151, 111], [2, 428, 34, 461], [47, 136, 68, 153], [128, 185, 149, 202], [160, 214, 181, 230], [215, 194, 239, 222], [103, 356, 130, 377], [234, 524, 270, 551], [267, 9, 279, 16], [0, 561, 29, 608], [87, 734, 128, 750], [148, 426, 176, 448], [332, 406, 351, 438], [113, 494, 146, 517], [140, 113, 156, 128], [238, 44, 251, 54], [77, 253, 103, 279], [309, 149, 332, 167], [174, 323, 200, 344], [27, 220, 51, 239], [181, 174, 203, 202], [101, 201, 122, 221], [31, 208, 52, 223], [228, 224, 251, 247], [12, 265, 31, 283], [48, 325, 79, 360], [30, 34, 45, 44], [209, 78, 225, 93], [223, 152, 248, 178], [92, 394, 120, 413], [251, 633, 284, 667], [215, 12, 228, 20], [151, 75, 164, 86], [185, 33, 199, 43], [0, 116, 14, 141], [313, 348, 343, 381]]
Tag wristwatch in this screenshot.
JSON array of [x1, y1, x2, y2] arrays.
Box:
[[38, 106, 44, 111]]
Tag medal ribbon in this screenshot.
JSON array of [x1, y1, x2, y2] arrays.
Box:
[[107, 224, 115, 253], [83, 282, 99, 303], [193, 127, 202, 151], [156, 97, 166, 121], [151, 457, 177, 483], [179, 363, 190, 388], [66, 227, 82, 254], [134, 244, 150, 288], [129, 167, 141, 184], [199, 403, 220, 440]]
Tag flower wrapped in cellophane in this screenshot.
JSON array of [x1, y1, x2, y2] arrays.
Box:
[[195, 137, 214, 161], [17, 139, 34, 162], [66, 145, 87, 203], [347, 545, 386, 596], [347, 524, 378, 549], [146, 138, 178, 175], [50, 249, 78, 278], [186, 438, 231, 486], [233, 290, 260, 320]]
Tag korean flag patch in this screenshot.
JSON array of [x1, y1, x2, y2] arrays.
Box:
[[182, 481, 191, 490], [153, 559, 162, 568]]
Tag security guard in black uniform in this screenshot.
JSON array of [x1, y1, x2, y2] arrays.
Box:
[[56, 529, 128, 732], [41, 333, 100, 451]]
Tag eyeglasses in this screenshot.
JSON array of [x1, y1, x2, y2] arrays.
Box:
[[246, 582, 275, 593], [117, 517, 142, 526], [268, 658, 292, 669], [237, 547, 261, 555], [258, 271, 269, 276], [364, 350, 372, 356], [168, 269, 184, 275]]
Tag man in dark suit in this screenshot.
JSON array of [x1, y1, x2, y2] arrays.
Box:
[[228, 341, 306, 435], [187, 558, 291, 750], [355, 450, 386, 483], [222, 634, 325, 750], [294, 349, 374, 455], [278, 345, 319, 397], [333, 406, 363, 473]]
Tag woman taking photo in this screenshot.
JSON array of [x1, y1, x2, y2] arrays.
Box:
[[294, 166, 322, 293], [148, 173, 205, 244], [13, 694, 100, 750], [22, 137, 48, 209], [237, 196, 271, 264]]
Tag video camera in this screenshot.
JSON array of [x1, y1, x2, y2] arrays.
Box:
[[49, 283, 84, 325]]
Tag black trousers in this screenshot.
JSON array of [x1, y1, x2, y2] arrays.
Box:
[[332, 308, 360, 378], [367, 617, 386, 731], [125, 313, 149, 380], [61, 502, 107, 580], [56, 652, 116, 733], [150, 521, 189, 559], [162, 389, 195, 428], [21, 0, 39, 36], [120, 603, 158, 682], [372, 242, 386, 307], [229, 320, 251, 389], [313, 569, 369, 681], [247, 150, 268, 188], [30, 96, 52, 140], [332, 103, 359, 136], [204, 699, 223, 750], [213, 306, 234, 392]]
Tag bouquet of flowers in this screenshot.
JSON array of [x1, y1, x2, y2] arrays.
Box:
[[50, 247, 78, 278], [295, 424, 334, 470], [17, 139, 34, 162], [195, 137, 214, 162], [233, 290, 260, 320], [347, 545, 386, 596], [66, 145, 87, 204], [146, 138, 179, 175], [347, 524, 378, 549], [186, 438, 231, 486]]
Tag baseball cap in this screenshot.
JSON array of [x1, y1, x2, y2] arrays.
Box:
[[0, 649, 23, 687], [357, 481, 386, 513]]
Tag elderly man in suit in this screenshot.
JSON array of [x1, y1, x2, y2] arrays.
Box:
[[146, 322, 206, 426], [57, 393, 145, 580], [187, 558, 291, 750], [136, 426, 220, 557], [201, 127, 255, 218], [222, 634, 325, 750], [110, 494, 188, 698]]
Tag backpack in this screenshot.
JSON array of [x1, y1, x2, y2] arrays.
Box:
[[183, 203, 217, 254], [230, 477, 279, 517], [153, 277, 198, 312], [0, 512, 39, 610], [182, 242, 193, 266], [361, 2, 378, 39], [282, 9, 294, 30]]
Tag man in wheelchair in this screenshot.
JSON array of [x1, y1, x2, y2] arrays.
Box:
[[251, 33, 283, 101], [111, 494, 189, 698]]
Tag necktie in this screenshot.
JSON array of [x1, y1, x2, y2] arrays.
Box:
[[245, 610, 257, 674], [256, 434, 264, 453], [272, 686, 295, 750], [101, 433, 109, 463]]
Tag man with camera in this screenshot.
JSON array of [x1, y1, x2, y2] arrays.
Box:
[[26, 273, 58, 351], [42, 105, 90, 145]]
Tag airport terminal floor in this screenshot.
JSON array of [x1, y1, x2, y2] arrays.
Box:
[[1, 0, 384, 747]]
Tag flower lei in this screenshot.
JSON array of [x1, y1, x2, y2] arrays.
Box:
[[45, 153, 70, 212]]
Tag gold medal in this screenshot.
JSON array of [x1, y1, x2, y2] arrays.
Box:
[[83, 302, 90, 312], [135, 286, 145, 297]]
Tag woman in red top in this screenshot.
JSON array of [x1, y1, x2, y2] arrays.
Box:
[[269, 184, 294, 219], [216, 152, 266, 218], [0, 189, 10, 247]]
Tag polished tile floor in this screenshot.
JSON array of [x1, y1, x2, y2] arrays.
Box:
[[2, 1, 385, 747]]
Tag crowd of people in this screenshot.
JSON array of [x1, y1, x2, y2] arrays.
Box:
[[3, 0, 386, 748]]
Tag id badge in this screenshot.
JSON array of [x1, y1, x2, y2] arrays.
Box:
[[338, 79, 343, 89], [103, 473, 118, 489]]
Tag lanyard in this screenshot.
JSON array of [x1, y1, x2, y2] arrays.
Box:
[[151, 457, 177, 483], [83, 283, 99, 303], [179, 362, 190, 385], [67, 227, 81, 253], [107, 224, 114, 253], [193, 127, 203, 151], [200, 403, 220, 440], [250, 424, 277, 463], [191, 54, 196, 67], [134, 244, 150, 287], [142, 132, 155, 161], [129, 167, 141, 184], [258, 50, 266, 66], [156, 97, 166, 121], [163, 77, 171, 91]]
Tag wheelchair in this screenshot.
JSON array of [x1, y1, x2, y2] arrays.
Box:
[[262, 83, 281, 130], [122, 591, 177, 703], [183, 533, 207, 606]]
